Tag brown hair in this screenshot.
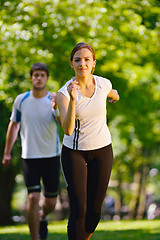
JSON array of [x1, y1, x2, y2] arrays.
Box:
[[70, 42, 96, 73], [30, 62, 49, 77]]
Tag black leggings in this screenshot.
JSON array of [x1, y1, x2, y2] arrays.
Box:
[[61, 144, 113, 240]]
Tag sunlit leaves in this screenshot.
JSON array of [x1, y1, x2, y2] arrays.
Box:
[[0, 0, 160, 160]]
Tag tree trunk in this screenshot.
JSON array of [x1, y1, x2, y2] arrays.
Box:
[[129, 171, 141, 218], [136, 166, 149, 219], [0, 102, 21, 225], [115, 169, 123, 218], [0, 167, 16, 225]]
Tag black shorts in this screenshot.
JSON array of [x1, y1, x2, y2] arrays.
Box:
[[22, 156, 60, 198]]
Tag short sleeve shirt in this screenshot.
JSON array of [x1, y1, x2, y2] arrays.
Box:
[[10, 91, 61, 159], [58, 75, 112, 150]]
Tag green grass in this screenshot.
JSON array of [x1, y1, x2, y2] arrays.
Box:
[[0, 219, 160, 240]]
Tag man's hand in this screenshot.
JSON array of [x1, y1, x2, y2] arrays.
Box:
[[2, 154, 11, 168], [50, 92, 57, 110]]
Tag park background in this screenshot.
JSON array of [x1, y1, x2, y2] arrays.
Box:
[[0, 0, 160, 234]]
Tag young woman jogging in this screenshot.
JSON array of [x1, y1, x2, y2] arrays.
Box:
[[57, 42, 120, 240]]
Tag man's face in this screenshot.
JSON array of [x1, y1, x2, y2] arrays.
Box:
[[31, 70, 48, 90]]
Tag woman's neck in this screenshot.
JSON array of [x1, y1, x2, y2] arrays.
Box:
[[75, 74, 95, 98], [76, 74, 94, 88]]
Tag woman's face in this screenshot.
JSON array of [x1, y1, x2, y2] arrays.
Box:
[[70, 48, 96, 77]]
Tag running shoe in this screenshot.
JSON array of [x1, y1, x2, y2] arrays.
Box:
[[39, 219, 48, 239]]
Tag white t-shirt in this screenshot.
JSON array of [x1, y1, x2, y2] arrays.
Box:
[[10, 91, 61, 159], [58, 75, 112, 150]]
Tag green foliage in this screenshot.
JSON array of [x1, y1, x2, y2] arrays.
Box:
[[0, 0, 160, 223]]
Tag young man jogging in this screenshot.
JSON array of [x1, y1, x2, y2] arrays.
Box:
[[2, 63, 61, 240]]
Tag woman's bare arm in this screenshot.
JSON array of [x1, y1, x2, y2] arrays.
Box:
[[107, 89, 120, 103]]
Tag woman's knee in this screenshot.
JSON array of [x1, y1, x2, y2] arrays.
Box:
[[70, 198, 86, 220], [77, 204, 86, 219]]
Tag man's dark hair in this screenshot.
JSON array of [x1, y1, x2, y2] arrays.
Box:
[[30, 63, 49, 77]]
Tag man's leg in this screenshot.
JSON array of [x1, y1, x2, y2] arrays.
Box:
[[39, 156, 60, 239], [40, 156, 60, 220], [22, 159, 42, 240], [26, 192, 40, 240], [40, 196, 57, 220], [39, 196, 57, 239]]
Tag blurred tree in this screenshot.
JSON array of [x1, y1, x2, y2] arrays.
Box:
[[0, 0, 160, 224], [0, 101, 21, 225]]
